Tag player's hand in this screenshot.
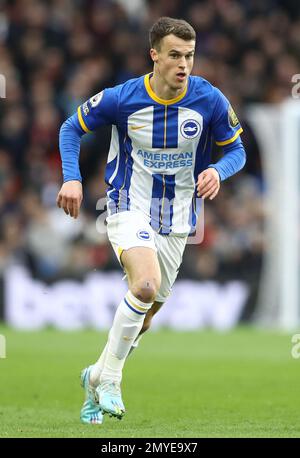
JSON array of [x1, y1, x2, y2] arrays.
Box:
[[197, 168, 220, 200], [56, 180, 83, 219]]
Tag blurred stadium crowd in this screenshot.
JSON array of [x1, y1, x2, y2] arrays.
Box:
[[0, 0, 299, 318]]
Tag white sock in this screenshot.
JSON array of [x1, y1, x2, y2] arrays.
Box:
[[89, 342, 109, 387], [100, 291, 153, 384], [90, 327, 144, 386]]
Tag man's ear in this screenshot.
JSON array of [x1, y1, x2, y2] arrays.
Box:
[[150, 48, 158, 63]]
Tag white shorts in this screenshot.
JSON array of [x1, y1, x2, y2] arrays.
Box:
[[106, 210, 187, 302]]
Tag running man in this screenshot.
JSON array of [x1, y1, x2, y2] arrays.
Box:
[[57, 17, 246, 424]]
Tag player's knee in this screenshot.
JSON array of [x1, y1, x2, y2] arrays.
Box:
[[131, 280, 158, 303]]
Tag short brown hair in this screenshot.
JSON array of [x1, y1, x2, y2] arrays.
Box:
[[149, 17, 196, 50]]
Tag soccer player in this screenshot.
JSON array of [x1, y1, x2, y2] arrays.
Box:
[[57, 17, 246, 424]]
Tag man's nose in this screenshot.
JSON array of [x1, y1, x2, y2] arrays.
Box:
[[178, 57, 187, 69]]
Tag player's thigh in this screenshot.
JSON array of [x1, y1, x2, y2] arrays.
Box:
[[121, 246, 161, 292], [106, 211, 162, 294]]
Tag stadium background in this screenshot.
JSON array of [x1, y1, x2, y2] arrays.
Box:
[[0, 0, 300, 438]]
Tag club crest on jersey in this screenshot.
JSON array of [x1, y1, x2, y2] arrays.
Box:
[[180, 119, 201, 139], [90, 91, 104, 108], [136, 230, 151, 241]]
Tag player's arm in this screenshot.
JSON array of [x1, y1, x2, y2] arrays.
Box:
[[56, 114, 84, 218], [197, 137, 246, 200], [57, 88, 119, 218], [197, 88, 246, 200]]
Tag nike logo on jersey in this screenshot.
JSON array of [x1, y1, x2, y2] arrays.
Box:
[[130, 125, 147, 130]]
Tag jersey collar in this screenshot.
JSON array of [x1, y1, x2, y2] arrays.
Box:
[[144, 73, 188, 105]]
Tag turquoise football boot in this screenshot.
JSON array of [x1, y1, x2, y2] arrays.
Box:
[[96, 380, 125, 420], [80, 366, 103, 425]]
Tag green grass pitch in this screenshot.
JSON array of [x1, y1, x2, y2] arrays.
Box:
[[0, 325, 299, 438]]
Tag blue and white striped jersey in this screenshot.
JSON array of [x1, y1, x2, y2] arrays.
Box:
[[74, 73, 244, 236]]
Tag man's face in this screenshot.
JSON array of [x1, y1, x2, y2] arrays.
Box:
[[151, 34, 195, 90]]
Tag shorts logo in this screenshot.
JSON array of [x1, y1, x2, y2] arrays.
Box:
[[137, 230, 151, 241], [180, 119, 201, 139], [90, 91, 104, 108]]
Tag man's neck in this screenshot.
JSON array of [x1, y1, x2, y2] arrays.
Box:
[[150, 71, 186, 100]]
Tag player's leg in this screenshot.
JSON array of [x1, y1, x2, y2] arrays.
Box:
[[129, 300, 163, 355], [89, 264, 163, 383], [128, 234, 188, 355], [96, 245, 161, 418], [86, 298, 161, 422], [83, 210, 158, 420]]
